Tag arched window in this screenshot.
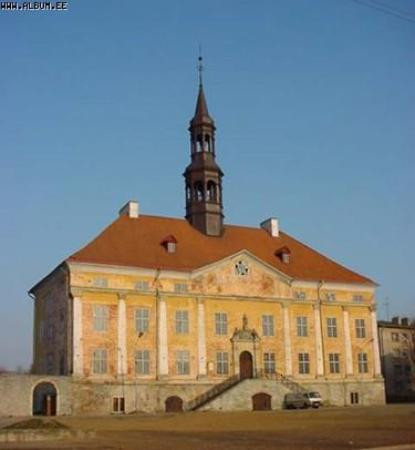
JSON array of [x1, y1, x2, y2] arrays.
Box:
[[196, 134, 203, 152], [207, 181, 216, 202], [195, 182, 204, 201], [186, 184, 191, 201], [204, 134, 211, 152]]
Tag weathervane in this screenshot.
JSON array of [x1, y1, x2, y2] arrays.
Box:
[[197, 44, 203, 86]]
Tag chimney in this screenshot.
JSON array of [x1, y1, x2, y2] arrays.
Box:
[[260, 218, 279, 237], [391, 316, 399, 325], [119, 200, 139, 219], [401, 317, 409, 326]]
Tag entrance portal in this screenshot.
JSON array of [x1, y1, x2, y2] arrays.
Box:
[[32, 382, 57, 416], [239, 351, 253, 379], [252, 392, 272, 411]]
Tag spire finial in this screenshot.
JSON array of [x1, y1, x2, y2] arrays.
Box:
[[197, 44, 203, 87]]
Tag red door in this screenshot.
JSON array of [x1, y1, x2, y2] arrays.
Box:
[[252, 393, 272, 411], [239, 351, 253, 379]]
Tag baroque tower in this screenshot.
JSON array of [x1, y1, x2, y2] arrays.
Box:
[[184, 58, 224, 236]]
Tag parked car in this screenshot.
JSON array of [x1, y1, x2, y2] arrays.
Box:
[[284, 393, 312, 409], [303, 391, 322, 408], [284, 392, 322, 409]]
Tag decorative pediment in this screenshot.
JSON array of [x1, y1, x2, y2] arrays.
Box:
[[190, 250, 293, 298]]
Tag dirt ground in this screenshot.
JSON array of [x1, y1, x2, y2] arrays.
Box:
[[1, 404, 415, 450]]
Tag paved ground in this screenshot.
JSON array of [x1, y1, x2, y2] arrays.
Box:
[[1, 404, 415, 450]]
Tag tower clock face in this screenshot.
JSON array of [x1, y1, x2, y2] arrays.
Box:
[[235, 260, 249, 276]]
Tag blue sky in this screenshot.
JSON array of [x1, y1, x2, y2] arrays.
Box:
[[0, 0, 414, 370]]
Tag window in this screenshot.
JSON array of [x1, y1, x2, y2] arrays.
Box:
[[135, 350, 150, 375], [175, 310, 189, 334], [135, 308, 149, 334], [327, 318, 338, 338], [329, 353, 340, 373], [135, 280, 149, 291], [298, 353, 310, 374], [176, 350, 190, 375], [113, 397, 125, 413], [355, 319, 366, 338], [93, 277, 108, 288], [216, 352, 229, 375], [174, 283, 188, 293], [358, 353, 368, 373], [391, 332, 399, 342], [350, 392, 359, 404], [294, 291, 306, 300], [264, 352, 276, 374], [297, 316, 308, 337], [47, 324, 55, 339], [262, 315, 275, 336], [92, 349, 107, 374], [215, 313, 228, 335], [326, 292, 336, 302], [46, 353, 54, 373], [93, 305, 109, 331], [353, 295, 363, 303]]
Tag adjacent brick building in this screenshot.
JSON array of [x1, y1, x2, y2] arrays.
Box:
[[378, 317, 415, 402]]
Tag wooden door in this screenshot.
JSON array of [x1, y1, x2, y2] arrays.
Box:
[[252, 393, 272, 411], [239, 351, 253, 379], [165, 396, 183, 412]]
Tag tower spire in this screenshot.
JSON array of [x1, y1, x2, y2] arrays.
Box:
[[183, 56, 224, 237]]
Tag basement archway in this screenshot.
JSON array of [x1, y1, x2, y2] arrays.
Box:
[[32, 382, 57, 416]]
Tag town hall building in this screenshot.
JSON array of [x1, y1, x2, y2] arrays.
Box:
[[27, 69, 385, 414]]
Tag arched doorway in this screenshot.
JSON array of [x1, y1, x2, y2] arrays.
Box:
[[165, 396, 183, 412], [252, 393, 272, 411], [239, 351, 253, 379], [32, 382, 57, 416]]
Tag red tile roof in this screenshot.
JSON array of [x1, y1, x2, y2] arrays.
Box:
[[67, 214, 375, 285]]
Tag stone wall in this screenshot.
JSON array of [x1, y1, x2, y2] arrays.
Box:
[[0, 374, 385, 417]]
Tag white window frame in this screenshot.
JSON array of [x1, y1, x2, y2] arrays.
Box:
[[355, 319, 366, 339], [92, 348, 108, 374], [93, 305, 109, 332], [297, 316, 308, 337], [329, 353, 340, 373], [175, 310, 189, 334], [358, 352, 368, 373], [176, 350, 190, 375], [298, 352, 310, 374], [215, 313, 228, 335], [264, 352, 276, 374], [135, 350, 150, 375], [135, 308, 149, 334], [216, 352, 229, 375], [327, 317, 338, 338], [262, 315, 275, 337]]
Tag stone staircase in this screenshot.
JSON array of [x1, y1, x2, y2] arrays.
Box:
[[186, 374, 242, 411], [186, 371, 307, 411], [255, 369, 307, 394]]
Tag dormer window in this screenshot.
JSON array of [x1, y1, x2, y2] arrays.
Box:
[[275, 246, 291, 264], [161, 235, 177, 253]]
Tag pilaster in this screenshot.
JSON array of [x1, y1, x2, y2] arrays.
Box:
[[313, 303, 324, 377], [282, 302, 293, 377], [157, 295, 169, 378], [197, 298, 207, 378], [370, 305, 382, 377], [342, 306, 354, 377], [117, 294, 127, 376], [72, 296, 83, 376]]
